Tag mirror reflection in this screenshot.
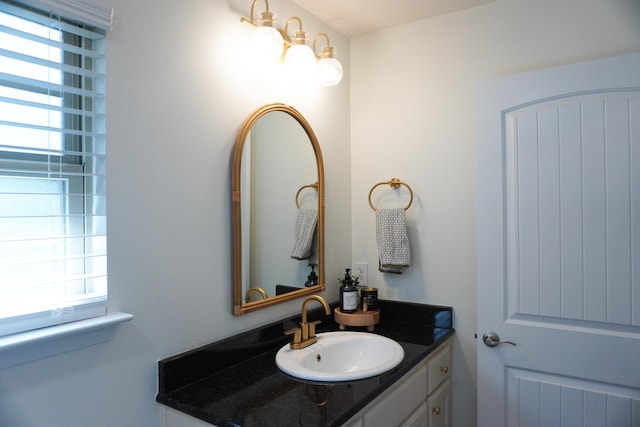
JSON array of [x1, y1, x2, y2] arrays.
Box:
[[233, 104, 325, 315]]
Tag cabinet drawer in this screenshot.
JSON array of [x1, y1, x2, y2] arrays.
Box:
[[364, 363, 427, 427], [427, 343, 450, 394]]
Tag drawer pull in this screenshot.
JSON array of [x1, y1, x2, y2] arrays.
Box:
[[439, 366, 449, 374], [432, 406, 441, 415]]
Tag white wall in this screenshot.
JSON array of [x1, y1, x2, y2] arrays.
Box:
[[350, 1, 640, 426], [0, 0, 351, 426], [2, 0, 639, 426]]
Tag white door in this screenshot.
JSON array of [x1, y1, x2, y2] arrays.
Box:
[[476, 53, 640, 427]]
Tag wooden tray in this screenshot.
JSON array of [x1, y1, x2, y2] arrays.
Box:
[[334, 307, 380, 332]]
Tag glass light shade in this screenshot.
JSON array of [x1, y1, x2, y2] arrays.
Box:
[[251, 26, 284, 61], [314, 57, 343, 86], [284, 44, 316, 75]]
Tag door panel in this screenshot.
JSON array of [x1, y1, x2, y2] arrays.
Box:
[[476, 53, 640, 427], [507, 368, 640, 427], [505, 92, 640, 326]]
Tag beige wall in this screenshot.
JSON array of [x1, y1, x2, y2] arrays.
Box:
[[350, 1, 640, 426]]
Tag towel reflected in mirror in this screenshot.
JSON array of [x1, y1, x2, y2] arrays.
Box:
[[291, 207, 318, 262]]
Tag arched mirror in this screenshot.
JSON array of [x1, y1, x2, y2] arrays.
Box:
[[232, 104, 325, 315]]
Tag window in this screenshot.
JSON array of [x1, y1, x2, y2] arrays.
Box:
[[0, 1, 107, 336]]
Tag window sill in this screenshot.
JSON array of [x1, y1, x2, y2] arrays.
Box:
[[0, 312, 133, 369]]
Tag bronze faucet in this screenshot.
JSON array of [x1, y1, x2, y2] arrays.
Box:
[[285, 295, 331, 349]]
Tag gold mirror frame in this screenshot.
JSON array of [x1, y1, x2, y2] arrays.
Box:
[[232, 103, 325, 315]]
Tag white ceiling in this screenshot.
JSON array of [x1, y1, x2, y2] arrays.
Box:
[[290, 0, 496, 37]]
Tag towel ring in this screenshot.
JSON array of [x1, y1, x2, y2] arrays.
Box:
[[295, 182, 319, 208], [368, 178, 414, 211]]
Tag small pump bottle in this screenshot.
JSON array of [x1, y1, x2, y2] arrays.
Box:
[[340, 268, 358, 313]]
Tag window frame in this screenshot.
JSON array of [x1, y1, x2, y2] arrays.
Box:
[[0, 0, 129, 370], [0, 0, 108, 337]]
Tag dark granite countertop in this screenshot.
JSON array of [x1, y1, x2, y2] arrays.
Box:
[[157, 300, 454, 427]]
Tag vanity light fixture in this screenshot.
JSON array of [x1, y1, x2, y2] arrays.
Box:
[[240, 0, 343, 86]]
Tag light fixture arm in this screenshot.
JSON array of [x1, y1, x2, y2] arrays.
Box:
[[313, 33, 330, 50], [313, 33, 333, 58], [284, 16, 305, 43], [240, 0, 270, 27]]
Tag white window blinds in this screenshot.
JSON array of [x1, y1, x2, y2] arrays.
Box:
[[0, 1, 107, 336], [15, 0, 113, 31]]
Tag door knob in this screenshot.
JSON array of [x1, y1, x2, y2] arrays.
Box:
[[482, 331, 516, 347]]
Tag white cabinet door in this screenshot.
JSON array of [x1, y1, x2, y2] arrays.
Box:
[[400, 402, 427, 427], [343, 340, 452, 427], [476, 53, 640, 427], [363, 362, 427, 427], [427, 380, 450, 427], [343, 418, 364, 427]]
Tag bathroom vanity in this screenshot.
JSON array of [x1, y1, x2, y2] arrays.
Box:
[[157, 300, 454, 427]]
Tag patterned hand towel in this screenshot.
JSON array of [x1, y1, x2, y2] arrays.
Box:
[[376, 208, 410, 274], [308, 225, 319, 265], [291, 208, 318, 260]]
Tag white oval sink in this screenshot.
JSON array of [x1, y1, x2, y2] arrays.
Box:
[[275, 331, 405, 382]]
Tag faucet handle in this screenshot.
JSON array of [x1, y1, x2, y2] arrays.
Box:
[[308, 320, 322, 338], [285, 327, 302, 344]]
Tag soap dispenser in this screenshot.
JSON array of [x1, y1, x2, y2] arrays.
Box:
[[339, 268, 358, 313], [305, 265, 318, 287]]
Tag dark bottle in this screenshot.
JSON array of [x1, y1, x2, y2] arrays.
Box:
[[305, 265, 318, 287], [340, 268, 358, 313]]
